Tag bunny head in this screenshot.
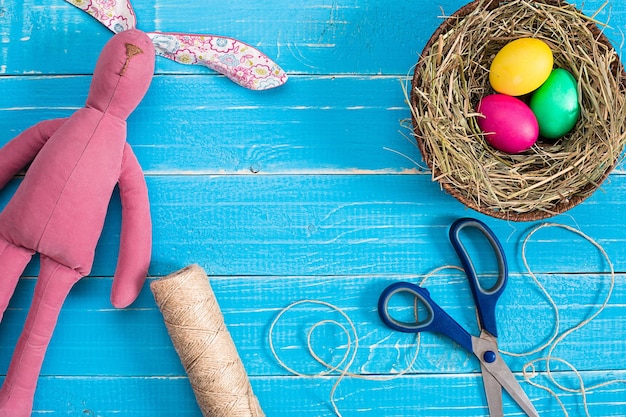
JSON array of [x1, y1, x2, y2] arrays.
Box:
[[88, 29, 155, 119], [65, 0, 287, 91]]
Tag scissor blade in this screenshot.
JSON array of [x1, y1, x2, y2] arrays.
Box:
[[479, 331, 503, 417], [472, 337, 539, 417], [480, 362, 503, 417], [488, 362, 539, 417]]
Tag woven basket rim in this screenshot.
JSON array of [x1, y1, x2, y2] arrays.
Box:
[[411, 0, 626, 221]]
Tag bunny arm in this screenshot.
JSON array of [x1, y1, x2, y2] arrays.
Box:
[[0, 118, 68, 190], [110, 142, 151, 308]]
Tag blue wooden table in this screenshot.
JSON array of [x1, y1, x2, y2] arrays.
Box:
[[1, 0, 626, 415]]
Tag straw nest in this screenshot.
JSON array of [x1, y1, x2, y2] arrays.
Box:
[[410, 0, 626, 221]]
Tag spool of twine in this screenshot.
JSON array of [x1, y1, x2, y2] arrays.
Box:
[[150, 264, 264, 417]]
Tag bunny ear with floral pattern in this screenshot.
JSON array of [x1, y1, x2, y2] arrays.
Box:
[[64, 0, 287, 90], [65, 0, 137, 33], [147, 33, 287, 90]]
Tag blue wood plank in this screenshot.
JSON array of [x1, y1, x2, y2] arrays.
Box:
[[0, 75, 420, 173], [2, 73, 624, 177], [120, 174, 626, 276], [0, 0, 466, 76], [0, 272, 623, 379], [2, 173, 626, 277], [21, 372, 626, 416], [1, 0, 622, 76]]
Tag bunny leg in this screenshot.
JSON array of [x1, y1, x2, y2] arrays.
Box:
[[0, 254, 82, 417], [0, 238, 34, 321]]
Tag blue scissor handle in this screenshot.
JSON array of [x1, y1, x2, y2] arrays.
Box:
[[378, 281, 473, 353], [449, 218, 508, 337]]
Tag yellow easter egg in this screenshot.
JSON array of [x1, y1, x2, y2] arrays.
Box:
[[489, 38, 553, 96]]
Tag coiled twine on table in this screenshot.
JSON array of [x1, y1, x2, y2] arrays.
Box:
[[151, 265, 264, 417]]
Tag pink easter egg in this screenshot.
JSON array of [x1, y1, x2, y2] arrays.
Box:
[[476, 94, 539, 154]]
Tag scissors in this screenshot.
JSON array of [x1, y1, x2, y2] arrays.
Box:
[[378, 218, 539, 417]]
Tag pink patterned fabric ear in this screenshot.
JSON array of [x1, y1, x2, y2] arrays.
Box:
[[64, 0, 288, 90], [65, 0, 136, 33], [148, 33, 287, 90]]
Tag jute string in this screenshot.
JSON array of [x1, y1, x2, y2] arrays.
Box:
[[269, 223, 626, 416], [151, 264, 264, 417]]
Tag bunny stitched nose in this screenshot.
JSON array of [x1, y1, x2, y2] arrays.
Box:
[[120, 43, 144, 76]]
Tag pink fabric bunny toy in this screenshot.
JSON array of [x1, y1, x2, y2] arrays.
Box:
[[0, 1, 285, 414], [0, 29, 155, 416]]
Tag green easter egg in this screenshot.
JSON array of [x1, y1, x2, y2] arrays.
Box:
[[530, 68, 580, 139]]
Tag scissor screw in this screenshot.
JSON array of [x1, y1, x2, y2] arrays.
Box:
[[483, 351, 497, 363]]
